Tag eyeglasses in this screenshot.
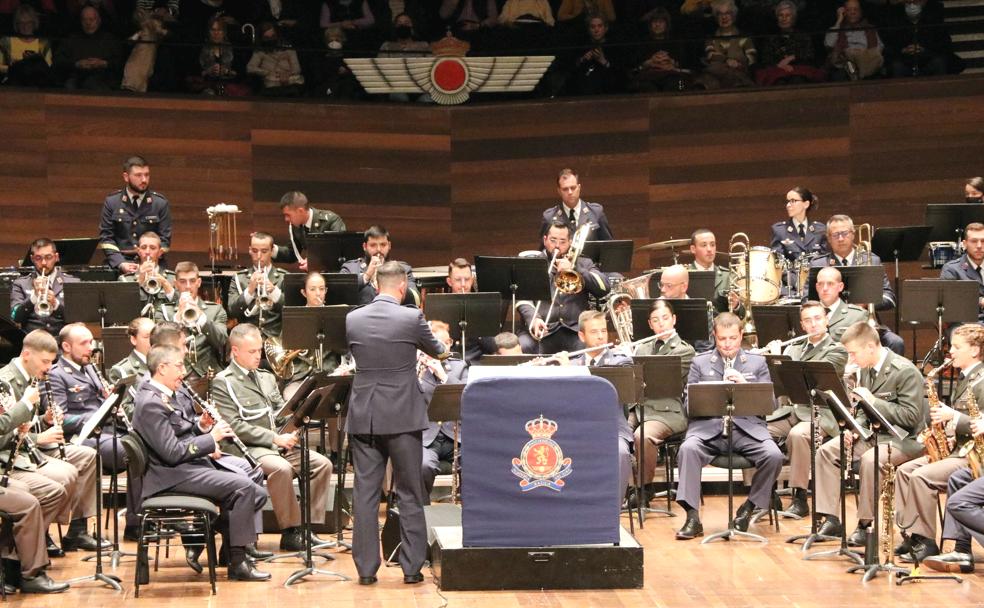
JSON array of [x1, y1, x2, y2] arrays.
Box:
[[163, 361, 186, 370], [830, 230, 855, 240], [658, 281, 684, 289], [785, 199, 804, 205], [31, 254, 55, 262]]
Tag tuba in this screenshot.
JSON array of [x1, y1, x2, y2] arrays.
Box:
[[264, 336, 305, 379], [606, 292, 634, 345], [554, 223, 591, 295]]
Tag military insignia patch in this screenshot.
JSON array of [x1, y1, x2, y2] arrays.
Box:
[[511, 414, 572, 492]]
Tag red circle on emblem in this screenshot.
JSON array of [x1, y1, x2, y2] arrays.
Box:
[[433, 59, 467, 93], [524, 440, 559, 475]]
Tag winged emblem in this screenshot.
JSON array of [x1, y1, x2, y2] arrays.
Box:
[[345, 35, 553, 105]]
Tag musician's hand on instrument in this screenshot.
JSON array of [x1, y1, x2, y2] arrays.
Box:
[[931, 403, 956, 425], [852, 386, 875, 403], [17, 422, 30, 434], [723, 368, 745, 383], [200, 411, 216, 429], [727, 291, 740, 310], [972, 418, 984, 438], [43, 406, 55, 425], [273, 432, 298, 451], [843, 431, 855, 448], [765, 339, 782, 356], [247, 272, 262, 295], [298, 258, 308, 272], [529, 318, 547, 340], [22, 385, 39, 406], [120, 262, 139, 274], [210, 420, 234, 443], [555, 257, 573, 273], [37, 426, 63, 444]]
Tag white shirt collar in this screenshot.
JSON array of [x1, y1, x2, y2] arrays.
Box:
[[232, 360, 254, 377], [825, 298, 842, 319], [304, 208, 314, 230], [126, 187, 144, 206], [63, 357, 82, 372], [693, 261, 714, 272], [872, 347, 889, 374], [963, 361, 982, 378], [562, 199, 582, 223], [12, 358, 30, 383], [838, 250, 855, 265], [149, 379, 174, 397], [133, 350, 147, 364]]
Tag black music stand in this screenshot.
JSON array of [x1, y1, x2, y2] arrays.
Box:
[[925, 204, 984, 243], [477, 354, 537, 366], [474, 256, 551, 334], [281, 305, 351, 371], [688, 383, 775, 544], [630, 298, 711, 347], [21, 238, 99, 267], [901, 280, 979, 365], [305, 232, 366, 272], [632, 356, 683, 522], [427, 384, 465, 504], [806, 266, 884, 307], [581, 240, 634, 273], [424, 293, 502, 361], [753, 305, 803, 345], [282, 273, 361, 306], [63, 282, 141, 328], [804, 389, 870, 565], [871, 225, 932, 331], [844, 390, 909, 583]]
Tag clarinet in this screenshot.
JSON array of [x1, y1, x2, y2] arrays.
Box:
[[1, 383, 44, 478], [180, 380, 259, 469], [42, 374, 67, 459]]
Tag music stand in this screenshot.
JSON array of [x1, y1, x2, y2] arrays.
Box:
[[63, 282, 141, 328], [281, 305, 351, 371], [688, 383, 775, 544], [900, 280, 979, 363], [474, 257, 551, 334], [630, 298, 711, 347], [428, 384, 465, 504], [22, 237, 98, 267], [871, 226, 932, 332], [424, 293, 502, 360], [632, 356, 683, 521], [305, 232, 366, 272], [806, 266, 884, 306], [804, 389, 870, 565], [282, 273, 361, 306], [844, 389, 908, 583], [924, 204, 984, 243], [581, 240, 634, 273], [753, 305, 803, 345], [477, 354, 537, 366]]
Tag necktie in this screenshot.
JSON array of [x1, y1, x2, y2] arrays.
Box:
[[823, 306, 831, 315], [654, 340, 665, 351], [568, 208, 576, 225], [247, 370, 261, 389], [803, 343, 814, 355], [296, 224, 308, 252], [798, 224, 805, 239], [837, 257, 846, 266]]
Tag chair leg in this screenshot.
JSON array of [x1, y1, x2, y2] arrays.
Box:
[[135, 516, 146, 598], [204, 515, 217, 596]]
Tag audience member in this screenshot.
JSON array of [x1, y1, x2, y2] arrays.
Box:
[[564, 13, 626, 95], [629, 8, 698, 92], [187, 15, 250, 95], [696, 0, 756, 89], [884, 0, 955, 77], [756, 0, 826, 86], [824, 0, 883, 80], [0, 5, 53, 87], [54, 5, 123, 90], [247, 21, 304, 96]]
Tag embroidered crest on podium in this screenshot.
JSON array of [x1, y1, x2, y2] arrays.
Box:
[[511, 414, 573, 492]]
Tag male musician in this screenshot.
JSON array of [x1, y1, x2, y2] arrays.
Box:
[[345, 261, 449, 585], [272, 190, 346, 270], [341, 225, 420, 306], [764, 301, 848, 517], [442, 258, 492, 363], [675, 312, 783, 540], [631, 300, 695, 506], [516, 221, 610, 355], [494, 332, 524, 355], [98, 155, 172, 273], [10, 238, 80, 336], [894, 324, 984, 562], [658, 264, 689, 299], [160, 262, 228, 378], [815, 266, 870, 341], [940, 222, 984, 322], [108, 316, 154, 419], [809, 214, 904, 353], [539, 168, 613, 242], [0, 330, 101, 554], [688, 229, 741, 313], [229, 233, 287, 339], [925, 463, 984, 573], [133, 344, 271, 582], [212, 324, 333, 551], [814, 322, 927, 546], [118, 232, 176, 317], [419, 321, 468, 498]]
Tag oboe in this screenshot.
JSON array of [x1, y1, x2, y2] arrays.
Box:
[[180, 380, 259, 468], [42, 374, 67, 459]]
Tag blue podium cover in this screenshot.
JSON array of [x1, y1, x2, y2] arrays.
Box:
[[461, 375, 621, 547]]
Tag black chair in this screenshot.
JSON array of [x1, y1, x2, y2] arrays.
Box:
[[121, 434, 220, 597]]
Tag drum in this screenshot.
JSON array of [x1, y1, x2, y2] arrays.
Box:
[[928, 241, 957, 269], [733, 246, 783, 305]]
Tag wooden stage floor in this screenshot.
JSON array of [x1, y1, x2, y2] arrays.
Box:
[[17, 496, 984, 607]]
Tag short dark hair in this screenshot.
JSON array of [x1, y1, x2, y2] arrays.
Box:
[[138, 231, 161, 245], [448, 258, 471, 275], [546, 221, 572, 238], [29, 238, 56, 255], [251, 232, 275, 247], [650, 299, 675, 315], [127, 316, 155, 338], [364, 225, 389, 242], [376, 261, 407, 289], [123, 155, 148, 172], [150, 321, 185, 347], [174, 261, 199, 275], [713, 312, 742, 332], [800, 300, 825, 316], [789, 186, 819, 213], [841, 321, 879, 346], [148, 344, 182, 376], [690, 228, 713, 246], [279, 191, 309, 210], [557, 168, 578, 185], [966, 222, 984, 234], [578, 310, 606, 331], [23, 329, 57, 355]]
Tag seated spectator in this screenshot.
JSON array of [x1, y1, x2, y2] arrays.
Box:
[[884, 0, 955, 77], [0, 0, 58, 37], [65, 0, 127, 35], [967, 177, 984, 204], [499, 0, 555, 27], [439, 0, 498, 35], [320, 0, 377, 50], [378, 13, 431, 55], [824, 0, 883, 80], [247, 21, 304, 96], [314, 25, 362, 98], [54, 5, 123, 90], [564, 13, 626, 95], [756, 0, 827, 86], [0, 5, 54, 87], [629, 8, 699, 92], [121, 9, 170, 93], [187, 15, 250, 96], [695, 0, 756, 89], [557, 0, 615, 25]]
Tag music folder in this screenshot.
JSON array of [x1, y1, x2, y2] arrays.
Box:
[[71, 373, 138, 445]]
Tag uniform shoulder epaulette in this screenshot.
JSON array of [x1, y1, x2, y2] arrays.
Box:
[[890, 357, 910, 371], [213, 368, 233, 380], [846, 303, 868, 312], [772, 220, 787, 228]]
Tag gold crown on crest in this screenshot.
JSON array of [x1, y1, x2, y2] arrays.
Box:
[[430, 33, 470, 57], [525, 414, 558, 439]]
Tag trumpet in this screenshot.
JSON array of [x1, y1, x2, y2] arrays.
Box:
[[368, 254, 384, 291], [180, 380, 259, 469], [178, 292, 203, 329], [253, 265, 275, 312], [748, 331, 825, 355], [34, 268, 52, 318], [140, 255, 163, 296]]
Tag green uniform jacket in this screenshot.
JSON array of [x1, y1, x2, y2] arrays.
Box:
[[108, 350, 149, 419], [160, 298, 228, 377], [633, 332, 695, 435], [766, 334, 848, 437], [211, 362, 285, 460], [0, 361, 43, 471], [856, 350, 929, 459]]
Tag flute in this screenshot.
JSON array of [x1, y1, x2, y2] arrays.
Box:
[[180, 380, 259, 469], [748, 332, 825, 355]]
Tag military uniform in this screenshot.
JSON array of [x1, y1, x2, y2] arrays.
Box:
[[515, 253, 610, 355], [119, 269, 177, 319], [686, 262, 743, 315], [340, 258, 420, 307], [97, 189, 172, 270], [825, 299, 870, 342], [766, 334, 848, 491], [420, 358, 467, 498], [0, 359, 97, 528], [229, 267, 287, 339], [272, 207, 346, 264], [940, 254, 984, 321], [211, 362, 332, 530], [810, 251, 896, 310], [10, 268, 79, 336], [160, 297, 228, 378], [815, 349, 928, 522], [631, 332, 695, 484], [895, 363, 984, 541], [770, 218, 828, 263], [539, 199, 613, 242]]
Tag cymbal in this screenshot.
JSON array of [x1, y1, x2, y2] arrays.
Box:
[[636, 238, 691, 253]]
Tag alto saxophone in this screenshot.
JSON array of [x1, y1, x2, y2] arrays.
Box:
[[959, 381, 984, 478], [918, 359, 953, 462]]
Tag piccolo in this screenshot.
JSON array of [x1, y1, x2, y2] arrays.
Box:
[[180, 380, 259, 469]]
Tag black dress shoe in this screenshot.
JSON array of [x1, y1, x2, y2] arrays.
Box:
[[21, 572, 70, 594], [894, 535, 913, 557], [279, 529, 305, 552], [245, 543, 273, 560], [785, 496, 809, 519], [45, 534, 64, 558], [227, 561, 271, 582], [899, 538, 940, 564], [358, 576, 378, 585], [62, 532, 110, 552], [924, 551, 975, 574], [4, 583, 16, 595], [817, 518, 843, 538], [186, 545, 204, 574], [847, 526, 868, 548], [733, 501, 755, 532], [404, 572, 424, 584], [676, 513, 703, 540]]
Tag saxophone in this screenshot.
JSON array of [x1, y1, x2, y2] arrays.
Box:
[[878, 442, 898, 567], [959, 380, 984, 478], [918, 359, 953, 462]]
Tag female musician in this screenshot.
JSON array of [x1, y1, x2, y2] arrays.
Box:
[[770, 186, 828, 264], [966, 177, 983, 204]]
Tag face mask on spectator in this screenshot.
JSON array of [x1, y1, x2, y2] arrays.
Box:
[[394, 26, 412, 39], [328, 40, 343, 50], [904, 2, 922, 18], [968, 196, 983, 204]]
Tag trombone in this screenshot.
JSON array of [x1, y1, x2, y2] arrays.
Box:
[[534, 223, 592, 340], [728, 232, 755, 334], [854, 222, 879, 322]]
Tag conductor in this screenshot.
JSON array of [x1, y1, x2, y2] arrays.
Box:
[[345, 261, 449, 585]]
